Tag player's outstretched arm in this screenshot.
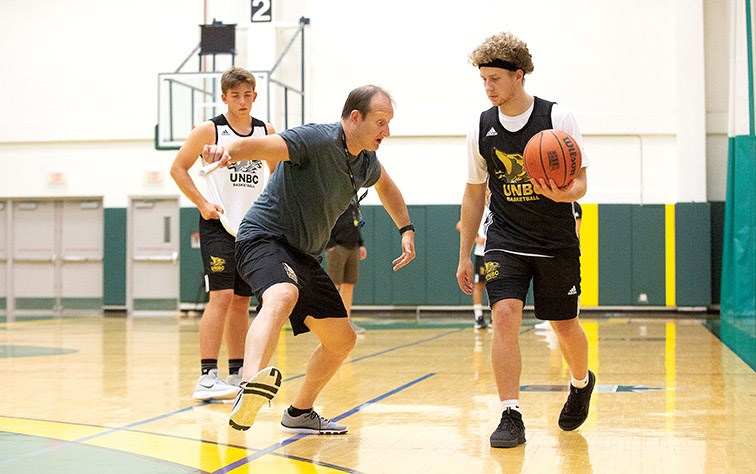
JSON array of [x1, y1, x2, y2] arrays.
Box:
[[202, 134, 290, 168], [373, 166, 416, 271]]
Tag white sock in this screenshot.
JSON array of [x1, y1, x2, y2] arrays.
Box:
[[501, 399, 521, 414], [571, 373, 589, 389], [473, 304, 483, 318]]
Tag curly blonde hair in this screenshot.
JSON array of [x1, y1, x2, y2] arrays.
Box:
[[469, 32, 534, 74]]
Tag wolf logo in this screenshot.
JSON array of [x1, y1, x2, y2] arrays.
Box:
[[492, 148, 529, 184], [228, 160, 264, 173], [485, 261, 501, 282], [210, 256, 225, 272]]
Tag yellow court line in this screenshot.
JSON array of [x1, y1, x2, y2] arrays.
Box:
[[0, 416, 345, 473], [665, 204, 676, 307], [0, 416, 105, 441], [665, 322, 677, 432], [579, 203, 599, 306], [85, 430, 252, 472]]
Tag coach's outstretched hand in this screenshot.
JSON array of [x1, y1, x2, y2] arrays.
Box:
[[392, 231, 416, 271], [202, 144, 232, 168]]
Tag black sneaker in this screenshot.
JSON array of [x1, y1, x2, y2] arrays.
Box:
[[490, 408, 526, 448], [558, 370, 596, 431], [474, 316, 488, 329]]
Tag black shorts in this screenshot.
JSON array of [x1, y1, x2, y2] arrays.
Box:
[[199, 217, 252, 296], [473, 254, 485, 284], [235, 235, 347, 336], [484, 251, 581, 321]]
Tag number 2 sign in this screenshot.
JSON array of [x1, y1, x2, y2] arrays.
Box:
[[251, 0, 272, 22]]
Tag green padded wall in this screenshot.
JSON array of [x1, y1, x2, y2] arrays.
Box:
[[709, 201, 725, 306], [179, 208, 207, 305], [169, 203, 715, 309], [103, 208, 127, 307], [631, 205, 666, 306], [598, 205, 634, 305], [675, 203, 711, 306]]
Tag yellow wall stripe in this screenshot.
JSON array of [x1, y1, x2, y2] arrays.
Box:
[[579, 203, 599, 307], [665, 204, 676, 306]]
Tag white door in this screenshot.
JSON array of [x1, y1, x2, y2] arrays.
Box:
[[128, 198, 179, 315], [59, 200, 104, 312], [7, 199, 105, 317], [11, 201, 56, 313]]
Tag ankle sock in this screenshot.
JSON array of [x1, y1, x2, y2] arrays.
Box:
[[571, 373, 589, 389], [288, 406, 313, 417], [228, 359, 244, 376], [474, 304, 483, 318], [201, 359, 218, 375], [501, 399, 521, 414]]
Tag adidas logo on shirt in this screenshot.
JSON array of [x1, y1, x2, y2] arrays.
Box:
[[485, 127, 498, 137], [567, 286, 577, 296], [221, 130, 231, 136]]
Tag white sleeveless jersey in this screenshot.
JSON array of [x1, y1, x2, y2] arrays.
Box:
[[202, 114, 268, 236]]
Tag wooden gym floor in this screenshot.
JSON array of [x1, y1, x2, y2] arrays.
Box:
[[0, 312, 753, 473]]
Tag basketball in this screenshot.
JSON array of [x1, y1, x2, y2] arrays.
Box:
[[522, 129, 582, 188]]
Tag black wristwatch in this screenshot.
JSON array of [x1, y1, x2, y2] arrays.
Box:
[[398, 224, 415, 235]]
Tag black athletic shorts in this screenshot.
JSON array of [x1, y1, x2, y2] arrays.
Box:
[[484, 251, 581, 321], [199, 217, 252, 296], [473, 254, 486, 284], [235, 235, 348, 335]]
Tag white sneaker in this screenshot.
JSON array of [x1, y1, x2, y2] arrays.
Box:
[[226, 371, 243, 388], [280, 408, 347, 434], [193, 369, 239, 401], [534, 321, 553, 331]]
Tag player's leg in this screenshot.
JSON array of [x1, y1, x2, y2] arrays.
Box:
[[473, 255, 488, 328], [280, 266, 354, 434], [490, 298, 524, 402], [194, 218, 241, 401], [294, 317, 355, 408], [228, 282, 296, 431], [339, 283, 357, 313], [532, 256, 594, 431], [485, 252, 530, 448], [224, 293, 250, 386], [228, 236, 300, 431], [240, 283, 298, 380]]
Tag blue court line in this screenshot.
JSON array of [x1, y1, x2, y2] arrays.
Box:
[[3, 329, 456, 468], [213, 373, 436, 474], [283, 328, 464, 381]]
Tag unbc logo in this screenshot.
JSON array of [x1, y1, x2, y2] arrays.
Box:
[[485, 261, 501, 282], [210, 256, 225, 272]]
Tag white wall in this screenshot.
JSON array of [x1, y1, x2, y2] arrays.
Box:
[[0, 0, 730, 206]]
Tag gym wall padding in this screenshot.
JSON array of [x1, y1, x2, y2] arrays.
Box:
[[179, 207, 206, 306], [164, 203, 715, 309], [103, 208, 127, 308]]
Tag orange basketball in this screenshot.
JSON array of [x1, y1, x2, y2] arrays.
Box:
[[522, 129, 582, 188]]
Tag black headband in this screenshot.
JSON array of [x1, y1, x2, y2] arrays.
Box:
[[478, 59, 519, 71]]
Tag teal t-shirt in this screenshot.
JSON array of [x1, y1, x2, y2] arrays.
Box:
[[237, 122, 382, 257]]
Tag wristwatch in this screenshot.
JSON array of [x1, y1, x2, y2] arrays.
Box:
[[398, 224, 415, 235]]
